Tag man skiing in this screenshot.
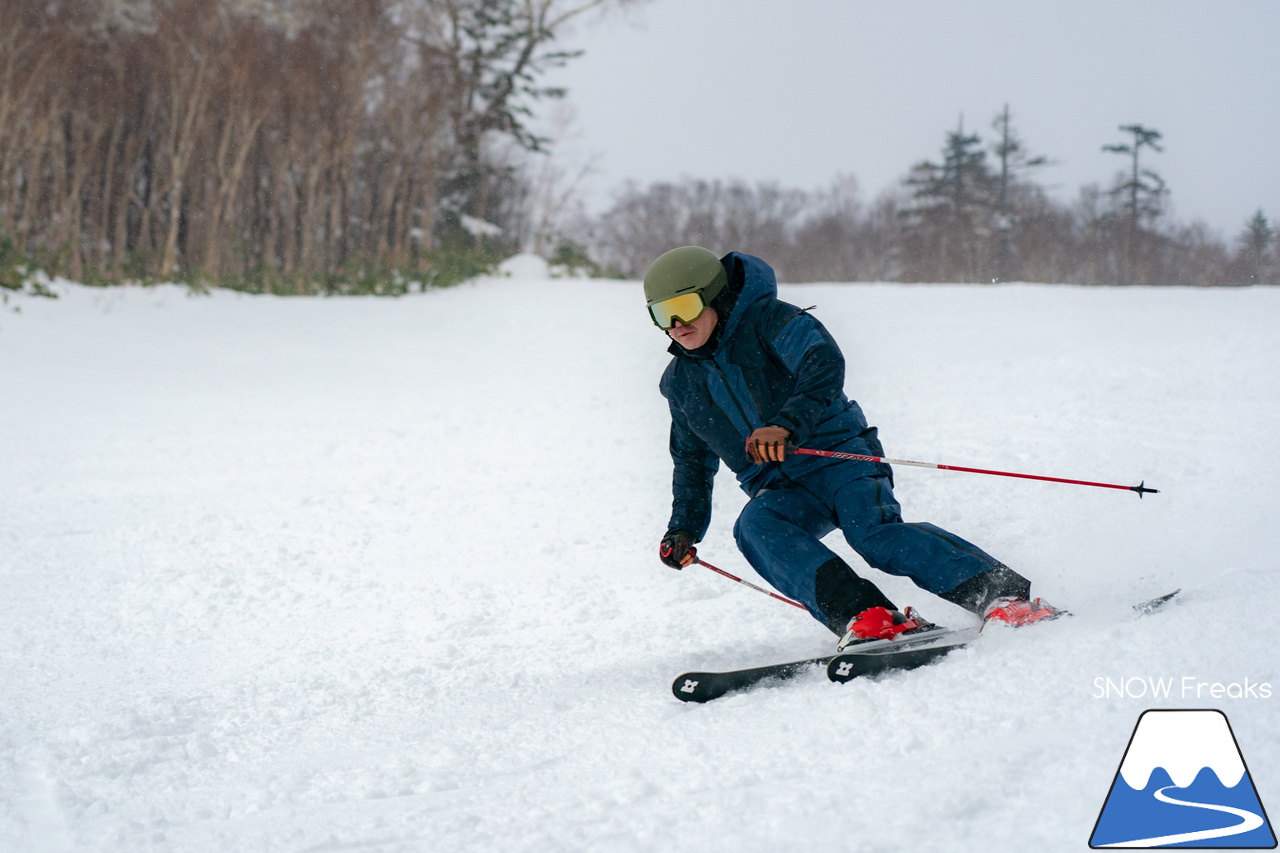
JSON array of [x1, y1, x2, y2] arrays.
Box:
[[647, 246, 1060, 650]]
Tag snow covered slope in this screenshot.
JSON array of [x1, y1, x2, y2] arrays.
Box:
[[2, 275, 1278, 852]]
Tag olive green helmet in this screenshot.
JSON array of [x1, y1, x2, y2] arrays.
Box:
[[643, 246, 728, 329]]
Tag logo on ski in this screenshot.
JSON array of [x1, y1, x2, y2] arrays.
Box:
[[835, 661, 854, 677], [1089, 709, 1276, 848], [680, 679, 699, 694]]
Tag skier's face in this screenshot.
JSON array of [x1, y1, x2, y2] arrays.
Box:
[[668, 306, 718, 350]]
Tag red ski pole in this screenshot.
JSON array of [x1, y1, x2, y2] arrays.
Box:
[[790, 446, 1158, 498], [688, 548, 807, 611]]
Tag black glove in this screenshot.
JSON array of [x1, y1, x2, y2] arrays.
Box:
[[659, 530, 696, 569]]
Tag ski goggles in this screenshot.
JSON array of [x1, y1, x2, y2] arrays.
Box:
[[648, 292, 709, 330]]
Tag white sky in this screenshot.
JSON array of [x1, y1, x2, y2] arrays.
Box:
[[544, 0, 1280, 238]]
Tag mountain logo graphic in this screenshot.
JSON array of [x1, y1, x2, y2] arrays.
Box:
[[1090, 709, 1276, 848]]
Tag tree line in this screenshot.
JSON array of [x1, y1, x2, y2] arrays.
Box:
[[0, 0, 624, 294], [1, 2, 1274, 293], [580, 111, 1277, 287]]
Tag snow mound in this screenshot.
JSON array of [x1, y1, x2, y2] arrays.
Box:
[[497, 252, 552, 279]]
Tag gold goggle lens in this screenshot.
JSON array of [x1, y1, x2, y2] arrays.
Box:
[[649, 292, 708, 330]]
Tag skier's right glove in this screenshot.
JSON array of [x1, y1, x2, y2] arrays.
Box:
[[745, 425, 792, 465], [659, 530, 696, 569]]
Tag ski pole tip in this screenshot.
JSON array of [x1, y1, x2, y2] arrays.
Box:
[[1131, 480, 1159, 498]]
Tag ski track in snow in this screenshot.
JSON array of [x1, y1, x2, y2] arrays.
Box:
[[2, 276, 1278, 852]]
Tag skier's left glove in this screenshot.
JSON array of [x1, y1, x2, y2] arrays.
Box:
[[659, 530, 696, 569], [745, 425, 792, 464]]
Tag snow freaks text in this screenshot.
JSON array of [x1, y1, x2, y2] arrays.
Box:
[[1092, 676, 1273, 701]]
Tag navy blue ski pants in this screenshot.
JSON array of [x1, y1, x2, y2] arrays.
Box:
[[732, 467, 1003, 629]]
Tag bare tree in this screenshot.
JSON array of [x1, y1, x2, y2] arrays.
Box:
[[511, 104, 600, 256], [590, 178, 808, 278], [0, 0, 634, 290]]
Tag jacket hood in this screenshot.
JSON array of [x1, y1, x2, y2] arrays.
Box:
[[668, 252, 778, 359], [717, 252, 778, 345]]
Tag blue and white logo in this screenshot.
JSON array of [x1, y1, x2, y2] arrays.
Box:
[[1090, 709, 1276, 848]]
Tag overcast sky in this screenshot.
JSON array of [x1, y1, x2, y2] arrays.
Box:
[[543, 0, 1280, 238]]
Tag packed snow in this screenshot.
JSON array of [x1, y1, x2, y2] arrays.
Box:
[[2, 271, 1278, 852]]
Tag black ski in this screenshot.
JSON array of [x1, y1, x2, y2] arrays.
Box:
[[671, 591, 1182, 703], [672, 655, 833, 704], [671, 626, 967, 704]]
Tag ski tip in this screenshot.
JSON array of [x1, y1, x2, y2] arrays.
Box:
[[1131, 480, 1159, 498], [1134, 589, 1182, 615]]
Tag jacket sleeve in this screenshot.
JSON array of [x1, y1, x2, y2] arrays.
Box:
[[762, 309, 846, 444], [667, 403, 719, 541]]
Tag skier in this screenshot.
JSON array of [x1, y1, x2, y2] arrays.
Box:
[[647, 246, 1061, 650]]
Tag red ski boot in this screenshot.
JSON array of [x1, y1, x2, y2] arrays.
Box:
[[837, 606, 937, 652], [982, 596, 1065, 628]]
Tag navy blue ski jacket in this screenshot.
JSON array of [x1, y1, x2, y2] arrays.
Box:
[[659, 252, 890, 541]]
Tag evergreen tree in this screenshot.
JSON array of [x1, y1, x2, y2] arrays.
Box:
[[1103, 124, 1167, 225], [433, 0, 587, 243], [1102, 124, 1168, 283], [990, 105, 1049, 282], [900, 117, 998, 282], [1237, 209, 1274, 284]]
